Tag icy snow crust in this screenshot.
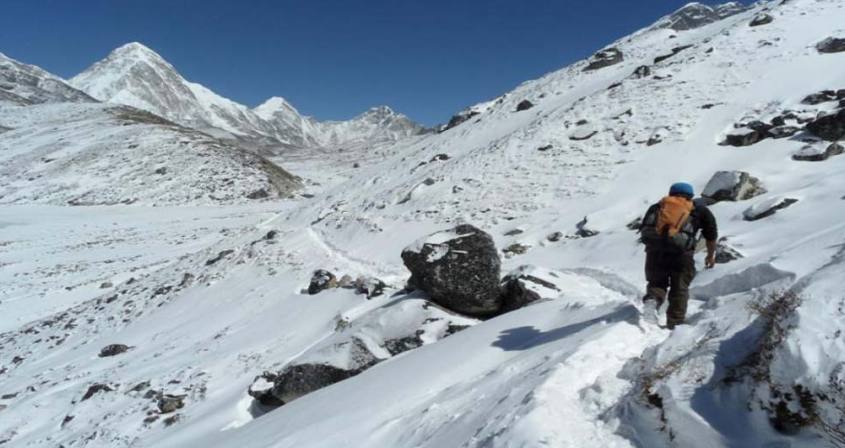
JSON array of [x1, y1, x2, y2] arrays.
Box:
[[2, 0, 845, 447]]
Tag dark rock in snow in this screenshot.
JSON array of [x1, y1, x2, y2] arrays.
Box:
[[430, 153, 450, 162], [714, 240, 743, 264], [792, 142, 844, 161], [205, 249, 234, 266], [801, 91, 838, 105], [383, 332, 425, 356], [81, 383, 113, 401], [441, 111, 480, 132], [537, 144, 553, 152], [702, 171, 766, 203], [99, 281, 113, 289], [248, 372, 283, 406], [401, 224, 502, 317], [246, 188, 269, 200], [816, 37, 845, 54], [547, 231, 564, 242], [654, 45, 693, 64], [270, 338, 378, 404], [749, 13, 774, 27], [743, 197, 799, 221], [154, 167, 167, 175], [98, 344, 130, 357], [157, 394, 185, 414], [805, 110, 845, 141], [499, 266, 561, 313], [767, 126, 800, 139], [722, 128, 765, 147], [307, 269, 338, 295], [632, 65, 652, 78], [503, 243, 530, 257], [515, 100, 534, 112], [662, 3, 746, 31], [583, 48, 624, 71]]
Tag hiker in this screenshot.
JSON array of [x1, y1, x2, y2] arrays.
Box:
[[639, 182, 718, 329]]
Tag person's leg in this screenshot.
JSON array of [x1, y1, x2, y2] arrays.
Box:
[[644, 251, 669, 309], [666, 254, 696, 329]]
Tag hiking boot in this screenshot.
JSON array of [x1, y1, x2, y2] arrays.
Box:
[[641, 298, 659, 325]]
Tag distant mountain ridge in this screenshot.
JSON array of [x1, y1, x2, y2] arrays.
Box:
[[70, 42, 425, 149]]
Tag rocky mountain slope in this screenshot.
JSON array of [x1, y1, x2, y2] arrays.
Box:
[[0, 52, 301, 206], [2, 0, 845, 447], [70, 43, 425, 150]]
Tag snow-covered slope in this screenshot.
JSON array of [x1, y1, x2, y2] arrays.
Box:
[[70, 43, 425, 149], [3, 0, 845, 447], [0, 102, 301, 205], [0, 52, 94, 105]]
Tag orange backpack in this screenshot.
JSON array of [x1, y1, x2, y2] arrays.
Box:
[[656, 196, 694, 237], [640, 196, 697, 252]]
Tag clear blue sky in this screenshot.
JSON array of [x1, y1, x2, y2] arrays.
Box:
[[1, 1, 733, 126]]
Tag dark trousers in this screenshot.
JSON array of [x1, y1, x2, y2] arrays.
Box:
[[644, 250, 696, 327]]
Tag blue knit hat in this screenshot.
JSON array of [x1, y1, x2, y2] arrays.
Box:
[[669, 182, 694, 198]]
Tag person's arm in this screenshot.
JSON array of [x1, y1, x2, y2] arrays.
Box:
[[706, 239, 717, 269], [698, 205, 719, 269]]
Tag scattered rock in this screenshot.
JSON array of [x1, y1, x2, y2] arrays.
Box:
[[98, 344, 130, 358], [714, 239, 744, 264], [722, 127, 765, 147], [383, 332, 425, 356], [499, 266, 560, 313], [767, 125, 800, 139], [743, 197, 799, 221], [546, 231, 564, 242], [792, 142, 844, 161], [163, 414, 181, 427], [503, 243, 530, 257], [353, 277, 387, 299], [248, 372, 283, 406], [570, 127, 598, 141], [81, 383, 113, 401], [801, 91, 839, 105], [441, 110, 480, 132], [537, 144, 553, 152], [129, 381, 151, 393], [401, 224, 502, 317], [816, 37, 845, 54], [154, 167, 167, 175], [205, 249, 234, 266], [584, 47, 624, 71], [307, 269, 338, 295], [99, 281, 113, 289], [157, 394, 185, 414], [503, 228, 524, 236], [702, 171, 766, 203], [430, 153, 450, 162], [246, 189, 269, 200], [515, 100, 534, 112], [805, 110, 845, 141], [631, 65, 652, 78], [749, 13, 773, 27], [653, 45, 692, 64]]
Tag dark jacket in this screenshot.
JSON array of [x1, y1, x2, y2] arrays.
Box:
[[641, 197, 718, 251]]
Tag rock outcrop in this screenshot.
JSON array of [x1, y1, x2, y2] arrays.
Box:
[[702, 171, 766, 203], [743, 197, 799, 221], [792, 142, 844, 161], [583, 48, 624, 71], [816, 37, 845, 54], [805, 110, 845, 141], [307, 269, 338, 295]]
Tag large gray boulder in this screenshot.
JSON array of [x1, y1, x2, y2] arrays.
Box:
[[702, 171, 766, 203], [817, 37, 845, 54], [792, 142, 844, 161], [805, 110, 845, 141], [402, 224, 502, 317]]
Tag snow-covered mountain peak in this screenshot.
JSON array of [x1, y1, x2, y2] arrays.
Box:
[[107, 41, 167, 64], [359, 105, 397, 120], [253, 96, 301, 120], [657, 1, 748, 31]]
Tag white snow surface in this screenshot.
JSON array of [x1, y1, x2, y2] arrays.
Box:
[[3, 1, 845, 447]]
